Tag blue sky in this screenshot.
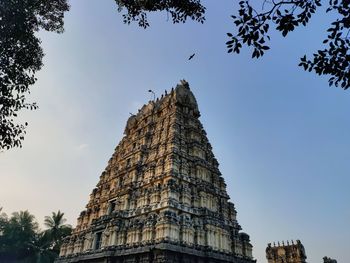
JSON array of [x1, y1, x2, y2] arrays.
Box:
[[0, 1, 349, 262]]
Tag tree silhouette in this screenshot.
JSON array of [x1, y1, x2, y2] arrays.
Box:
[[44, 210, 72, 252], [115, 0, 205, 28], [116, 0, 350, 89], [2, 0, 350, 150], [0, 209, 71, 262], [0, 210, 38, 261], [0, 208, 72, 263], [0, 0, 69, 150]]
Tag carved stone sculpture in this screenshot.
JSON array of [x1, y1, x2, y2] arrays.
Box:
[[266, 240, 307, 263], [56, 80, 255, 263]]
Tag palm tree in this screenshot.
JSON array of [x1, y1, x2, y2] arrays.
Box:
[[31, 231, 58, 263], [0, 207, 7, 233], [0, 210, 38, 261], [0, 210, 71, 262], [44, 210, 72, 252]]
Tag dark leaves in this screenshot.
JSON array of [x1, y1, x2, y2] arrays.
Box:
[[226, 1, 321, 59], [227, 0, 350, 90], [0, 0, 70, 150], [115, 0, 206, 28], [298, 0, 350, 89], [0, 209, 72, 261], [113, 0, 350, 90]]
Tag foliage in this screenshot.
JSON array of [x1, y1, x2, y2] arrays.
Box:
[[227, 0, 350, 89], [116, 0, 350, 90], [0, 0, 70, 150], [0, 207, 7, 233], [2, 0, 350, 150], [226, 1, 321, 57], [44, 210, 72, 253], [0, 209, 72, 263], [115, 0, 206, 28], [0, 210, 39, 261]]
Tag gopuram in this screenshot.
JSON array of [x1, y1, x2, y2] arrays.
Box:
[[57, 80, 255, 263], [266, 240, 307, 263]]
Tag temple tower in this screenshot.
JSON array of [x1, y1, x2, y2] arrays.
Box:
[[57, 80, 255, 263], [266, 240, 307, 263]]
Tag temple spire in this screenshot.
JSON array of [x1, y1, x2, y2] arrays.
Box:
[[57, 81, 254, 263]]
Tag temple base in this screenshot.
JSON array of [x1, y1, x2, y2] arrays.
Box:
[[56, 244, 256, 263]]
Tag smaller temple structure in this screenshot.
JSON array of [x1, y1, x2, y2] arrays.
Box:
[[266, 240, 306, 263]]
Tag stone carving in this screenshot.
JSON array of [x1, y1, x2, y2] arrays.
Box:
[[56, 81, 255, 263], [266, 240, 307, 263]]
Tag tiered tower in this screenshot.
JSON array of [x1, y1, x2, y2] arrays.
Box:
[[266, 240, 307, 263], [57, 80, 255, 263]]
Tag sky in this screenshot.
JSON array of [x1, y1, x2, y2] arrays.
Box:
[[0, 1, 349, 262]]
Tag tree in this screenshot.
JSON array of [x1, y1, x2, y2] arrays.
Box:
[[2, 1, 349, 150], [115, 0, 206, 28], [32, 231, 61, 263], [0, 0, 70, 150], [115, 0, 350, 89], [43, 210, 72, 253], [0, 209, 71, 263], [0, 210, 39, 261], [0, 207, 7, 231]]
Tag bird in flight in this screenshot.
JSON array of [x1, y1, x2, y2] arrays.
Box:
[[188, 53, 195, 60]]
